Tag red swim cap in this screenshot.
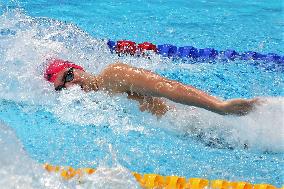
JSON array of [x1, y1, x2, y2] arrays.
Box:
[[44, 59, 84, 83]]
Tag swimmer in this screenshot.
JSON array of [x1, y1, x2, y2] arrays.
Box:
[[44, 59, 259, 117]]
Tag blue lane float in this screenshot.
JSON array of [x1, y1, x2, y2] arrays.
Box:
[[107, 40, 116, 52], [107, 40, 284, 71], [178, 46, 199, 59], [198, 48, 218, 60], [221, 50, 239, 60], [157, 44, 177, 57], [241, 51, 263, 61]]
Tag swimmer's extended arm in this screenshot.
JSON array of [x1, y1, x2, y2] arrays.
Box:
[[102, 63, 257, 116], [126, 92, 169, 117], [103, 63, 224, 114]]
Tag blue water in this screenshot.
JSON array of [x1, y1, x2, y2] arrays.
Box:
[[2, 0, 284, 54], [0, 0, 283, 187]]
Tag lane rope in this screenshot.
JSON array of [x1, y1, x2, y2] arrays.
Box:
[[44, 164, 281, 189], [107, 40, 284, 72]]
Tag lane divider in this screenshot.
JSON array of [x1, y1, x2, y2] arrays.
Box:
[[107, 40, 284, 71], [44, 164, 281, 189]]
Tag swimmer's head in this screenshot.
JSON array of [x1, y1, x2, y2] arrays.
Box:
[[44, 58, 84, 83]]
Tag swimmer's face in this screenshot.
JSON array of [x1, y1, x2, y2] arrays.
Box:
[[53, 68, 83, 91]]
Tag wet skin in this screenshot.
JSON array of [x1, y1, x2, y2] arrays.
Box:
[[53, 62, 259, 117]]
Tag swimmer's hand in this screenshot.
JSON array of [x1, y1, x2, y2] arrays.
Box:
[[220, 98, 262, 116]]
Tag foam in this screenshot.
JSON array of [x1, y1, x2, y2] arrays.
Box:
[[0, 120, 142, 188], [0, 121, 68, 189], [163, 97, 284, 152], [77, 167, 141, 189]]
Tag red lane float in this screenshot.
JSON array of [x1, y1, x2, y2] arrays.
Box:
[[116, 40, 137, 55], [114, 40, 157, 56], [138, 42, 157, 52]]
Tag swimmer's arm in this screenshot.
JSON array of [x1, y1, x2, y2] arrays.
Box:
[[126, 92, 170, 117]]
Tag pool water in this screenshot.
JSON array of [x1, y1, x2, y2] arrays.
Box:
[[0, 0, 283, 188], [10, 0, 283, 54]]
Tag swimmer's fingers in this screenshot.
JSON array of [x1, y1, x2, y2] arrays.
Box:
[[222, 98, 260, 116], [238, 98, 266, 115], [250, 98, 267, 106]]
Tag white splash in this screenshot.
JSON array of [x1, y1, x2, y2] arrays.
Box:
[[162, 97, 284, 152], [77, 167, 141, 189], [0, 121, 68, 189], [0, 120, 141, 189]]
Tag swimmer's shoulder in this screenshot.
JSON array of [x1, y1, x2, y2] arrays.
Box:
[[102, 62, 132, 74], [99, 62, 130, 79], [108, 62, 131, 69]]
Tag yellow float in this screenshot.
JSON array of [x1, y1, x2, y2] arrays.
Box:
[[44, 163, 281, 189]]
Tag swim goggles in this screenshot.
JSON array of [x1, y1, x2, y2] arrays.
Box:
[[55, 67, 74, 91]]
